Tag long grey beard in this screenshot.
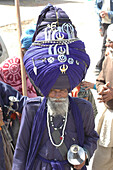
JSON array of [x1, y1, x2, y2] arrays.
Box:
[[47, 97, 69, 117]]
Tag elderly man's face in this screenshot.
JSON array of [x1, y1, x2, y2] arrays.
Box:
[[48, 89, 69, 116], [48, 89, 68, 100]]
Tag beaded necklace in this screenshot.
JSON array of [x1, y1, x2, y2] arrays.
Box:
[[49, 115, 65, 130], [47, 111, 68, 147]]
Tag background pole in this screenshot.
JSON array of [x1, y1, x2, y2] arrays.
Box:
[[15, 0, 27, 96]]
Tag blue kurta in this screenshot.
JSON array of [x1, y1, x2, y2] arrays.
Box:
[[13, 97, 99, 170]]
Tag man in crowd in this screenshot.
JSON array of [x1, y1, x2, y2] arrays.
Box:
[[0, 81, 27, 170], [92, 23, 113, 170], [94, 0, 113, 73], [12, 4, 99, 170]]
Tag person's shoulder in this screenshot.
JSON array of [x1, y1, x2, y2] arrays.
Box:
[[24, 96, 43, 111], [26, 96, 43, 104], [72, 97, 92, 107], [71, 97, 93, 117], [22, 97, 44, 119]]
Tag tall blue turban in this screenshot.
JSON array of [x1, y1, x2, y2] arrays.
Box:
[[32, 3, 77, 42], [23, 4, 90, 97]]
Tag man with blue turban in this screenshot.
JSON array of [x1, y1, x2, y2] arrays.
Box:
[[12, 4, 99, 170]]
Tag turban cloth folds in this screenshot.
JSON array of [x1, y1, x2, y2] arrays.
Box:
[[23, 4, 90, 97], [23, 35, 90, 96], [32, 3, 77, 42]]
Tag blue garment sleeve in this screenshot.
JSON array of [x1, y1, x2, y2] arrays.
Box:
[[12, 103, 32, 170], [75, 98, 99, 159], [12, 99, 40, 170], [82, 101, 99, 158]]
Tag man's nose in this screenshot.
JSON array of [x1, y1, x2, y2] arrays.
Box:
[[55, 92, 61, 98]]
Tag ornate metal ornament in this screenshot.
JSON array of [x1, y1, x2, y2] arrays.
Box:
[[47, 22, 57, 31], [32, 58, 37, 75], [45, 22, 57, 40], [68, 58, 74, 64], [76, 60, 80, 65], [62, 23, 75, 39], [57, 46, 66, 54], [58, 55, 67, 62], [60, 64, 68, 74], [56, 32, 64, 40], [47, 57, 55, 63]]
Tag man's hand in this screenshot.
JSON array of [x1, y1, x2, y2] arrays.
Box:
[[81, 81, 95, 90], [73, 154, 87, 170], [100, 11, 108, 18], [97, 82, 113, 103]]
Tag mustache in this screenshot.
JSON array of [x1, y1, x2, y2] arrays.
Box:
[[49, 97, 67, 102], [47, 97, 69, 117]]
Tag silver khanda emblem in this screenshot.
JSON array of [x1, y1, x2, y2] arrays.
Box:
[[62, 23, 75, 39], [58, 46, 66, 55], [56, 32, 64, 40], [60, 64, 68, 74]]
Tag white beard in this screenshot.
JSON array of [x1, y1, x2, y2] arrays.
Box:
[[47, 97, 69, 117]]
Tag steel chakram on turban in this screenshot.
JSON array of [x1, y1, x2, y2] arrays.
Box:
[[23, 4, 90, 97]]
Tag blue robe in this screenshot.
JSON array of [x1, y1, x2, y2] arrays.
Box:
[[13, 97, 99, 170]]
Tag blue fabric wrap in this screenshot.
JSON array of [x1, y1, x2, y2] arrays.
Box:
[[25, 96, 86, 170], [21, 26, 36, 50], [32, 4, 76, 42], [37, 154, 68, 170], [21, 35, 34, 50], [25, 97, 47, 170], [23, 39, 90, 97], [23, 4, 89, 97]]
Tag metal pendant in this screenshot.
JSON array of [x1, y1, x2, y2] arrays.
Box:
[[47, 57, 55, 63], [56, 32, 64, 40], [32, 58, 37, 75], [68, 58, 74, 64], [62, 23, 75, 39], [58, 46, 66, 55], [58, 55, 67, 62], [60, 64, 68, 74], [76, 60, 80, 65]]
